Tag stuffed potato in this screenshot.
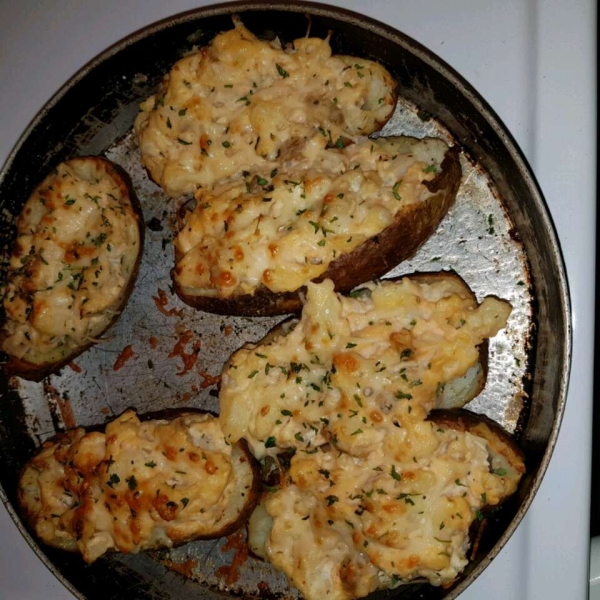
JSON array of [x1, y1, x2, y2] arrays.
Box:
[[173, 137, 461, 315], [1, 156, 144, 381], [18, 409, 260, 563]]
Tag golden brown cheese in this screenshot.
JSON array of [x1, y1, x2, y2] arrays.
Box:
[[1, 158, 140, 366], [18, 411, 237, 563], [174, 137, 447, 297], [134, 20, 395, 197], [260, 422, 523, 600], [222, 277, 517, 598], [219, 278, 512, 457]]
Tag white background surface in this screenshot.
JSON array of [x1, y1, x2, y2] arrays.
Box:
[[0, 1, 595, 598]]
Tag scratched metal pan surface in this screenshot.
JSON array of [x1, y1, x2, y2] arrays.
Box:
[[0, 2, 570, 599]]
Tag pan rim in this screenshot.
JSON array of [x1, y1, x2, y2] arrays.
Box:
[[0, 2, 572, 599]]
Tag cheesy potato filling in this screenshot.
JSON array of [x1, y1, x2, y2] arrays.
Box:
[[261, 423, 522, 600], [1, 159, 140, 365], [174, 137, 447, 297], [134, 20, 395, 197], [224, 278, 518, 598], [220, 278, 512, 457], [18, 411, 235, 563]]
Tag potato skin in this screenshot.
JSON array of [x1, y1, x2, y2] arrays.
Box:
[[17, 408, 261, 557], [174, 145, 462, 316], [1, 157, 145, 382], [427, 407, 526, 500]]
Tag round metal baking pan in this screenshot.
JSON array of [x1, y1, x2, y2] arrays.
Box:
[[0, 2, 571, 599]]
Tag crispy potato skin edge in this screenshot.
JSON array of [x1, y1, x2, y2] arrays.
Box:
[[16, 408, 261, 556], [1, 156, 145, 382], [427, 408, 526, 480], [174, 146, 462, 316]]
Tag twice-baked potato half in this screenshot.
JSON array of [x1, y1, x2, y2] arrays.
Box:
[[173, 137, 461, 316], [17, 409, 260, 563], [1, 157, 144, 381], [135, 19, 397, 198], [219, 273, 512, 457], [247, 408, 525, 600]]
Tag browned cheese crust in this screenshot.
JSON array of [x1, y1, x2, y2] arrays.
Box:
[[174, 147, 461, 316], [1, 157, 144, 381], [17, 409, 260, 561]]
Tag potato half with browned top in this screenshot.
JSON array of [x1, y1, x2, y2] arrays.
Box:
[[134, 19, 397, 198], [218, 273, 511, 458], [173, 137, 461, 316], [17, 409, 260, 563], [1, 156, 144, 381], [247, 408, 524, 600]]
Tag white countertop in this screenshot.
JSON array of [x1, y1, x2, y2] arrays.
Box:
[[0, 1, 595, 598]]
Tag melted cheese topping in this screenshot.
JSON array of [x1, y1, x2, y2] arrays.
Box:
[[1, 158, 140, 365], [220, 278, 512, 456], [262, 424, 521, 600], [220, 277, 518, 598], [174, 137, 446, 297], [18, 411, 235, 563], [134, 20, 395, 197]]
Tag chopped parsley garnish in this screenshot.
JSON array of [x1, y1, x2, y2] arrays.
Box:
[[181, 497, 189, 508], [92, 233, 107, 248], [106, 473, 120, 489], [145, 461, 156, 468], [178, 108, 187, 116], [493, 468, 507, 476], [265, 436, 277, 448], [390, 465, 402, 481], [281, 409, 293, 416], [222, 141, 231, 148], [397, 493, 415, 505], [126, 475, 138, 490], [423, 164, 438, 173], [248, 370, 259, 378], [392, 181, 402, 201], [346, 342, 357, 349], [276, 63, 290, 78], [395, 391, 412, 400], [326, 495, 339, 506]]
